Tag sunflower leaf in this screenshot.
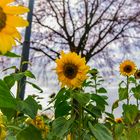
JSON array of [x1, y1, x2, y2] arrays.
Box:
[[118, 87, 128, 101], [4, 51, 21, 58], [88, 122, 113, 140]]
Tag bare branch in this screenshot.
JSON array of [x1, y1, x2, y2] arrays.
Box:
[[30, 47, 56, 61]]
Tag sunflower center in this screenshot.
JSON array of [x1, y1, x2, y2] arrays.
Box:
[[0, 7, 6, 31], [124, 65, 132, 73], [63, 63, 78, 79], [136, 72, 140, 77], [117, 119, 122, 123]]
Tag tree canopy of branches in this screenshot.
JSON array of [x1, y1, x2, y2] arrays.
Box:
[[30, 0, 140, 63]]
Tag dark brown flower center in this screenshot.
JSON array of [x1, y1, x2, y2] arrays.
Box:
[[124, 65, 132, 73], [136, 72, 140, 77], [0, 7, 6, 31], [117, 119, 122, 123], [135, 71, 140, 79], [63, 63, 78, 79]]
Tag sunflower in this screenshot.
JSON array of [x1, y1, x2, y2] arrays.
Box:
[[67, 133, 72, 140], [134, 70, 140, 79], [0, 124, 7, 140], [115, 118, 123, 123], [0, 0, 29, 54], [55, 51, 90, 88], [0, 113, 7, 140], [25, 116, 49, 139], [119, 60, 136, 77]]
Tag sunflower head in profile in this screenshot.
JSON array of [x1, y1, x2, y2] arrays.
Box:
[[134, 70, 140, 79], [119, 60, 136, 77], [115, 118, 123, 123], [0, 0, 29, 54], [0, 112, 7, 140], [55, 51, 90, 88]]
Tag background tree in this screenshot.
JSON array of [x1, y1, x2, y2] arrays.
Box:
[[30, 0, 140, 64], [1, 0, 140, 87]]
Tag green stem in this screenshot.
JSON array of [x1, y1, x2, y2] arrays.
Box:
[[71, 97, 76, 140], [71, 90, 83, 140], [95, 76, 97, 94], [135, 82, 139, 108], [126, 76, 129, 105], [16, 80, 20, 99], [137, 99, 139, 108], [14, 79, 22, 120]]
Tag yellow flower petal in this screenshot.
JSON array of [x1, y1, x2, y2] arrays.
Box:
[[0, 0, 14, 7], [3, 6, 29, 14], [2, 25, 21, 40], [119, 60, 136, 76], [0, 33, 14, 53], [0, 0, 28, 54], [55, 52, 90, 88]]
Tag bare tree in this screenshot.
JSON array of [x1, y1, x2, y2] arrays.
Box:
[[1, 0, 140, 87], [30, 0, 140, 63]]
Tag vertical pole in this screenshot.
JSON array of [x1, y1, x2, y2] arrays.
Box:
[[18, 0, 35, 100]]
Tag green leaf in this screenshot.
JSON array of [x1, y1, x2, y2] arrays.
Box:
[[4, 75, 15, 89], [91, 94, 108, 105], [112, 100, 119, 112], [114, 124, 124, 138], [0, 80, 17, 109], [2, 66, 17, 72], [26, 81, 43, 93], [132, 85, 140, 99], [101, 95, 108, 100], [4, 51, 21, 58], [122, 104, 139, 124], [10, 71, 35, 82], [118, 87, 128, 101], [6, 135, 16, 140], [128, 77, 136, 84], [17, 96, 39, 118], [55, 88, 67, 99], [7, 125, 22, 131], [98, 79, 104, 83], [52, 116, 75, 138], [24, 70, 36, 79], [55, 101, 71, 118], [73, 92, 91, 106], [84, 104, 101, 118], [119, 81, 126, 87], [11, 73, 24, 81], [16, 125, 43, 140], [1, 108, 16, 120], [91, 94, 108, 111], [54, 88, 70, 107], [97, 87, 107, 94], [126, 127, 140, 140], [82, 81, 93, 87], [105, 112, 114, 119], [88, 122, 113, 140]]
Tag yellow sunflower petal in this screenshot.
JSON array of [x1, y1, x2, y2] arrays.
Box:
[[2, 25, 21, 40], [2, 25, 16, 34], [3, 6, 29, 14], [0, 1, 28, 54], [0, 0, 14, 7], [6, 15, 29, 27], [119, 60, 136, 76], [12, 30, 21, 40], [55, 51, 90, 88], [0, 33, 14, 54]]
